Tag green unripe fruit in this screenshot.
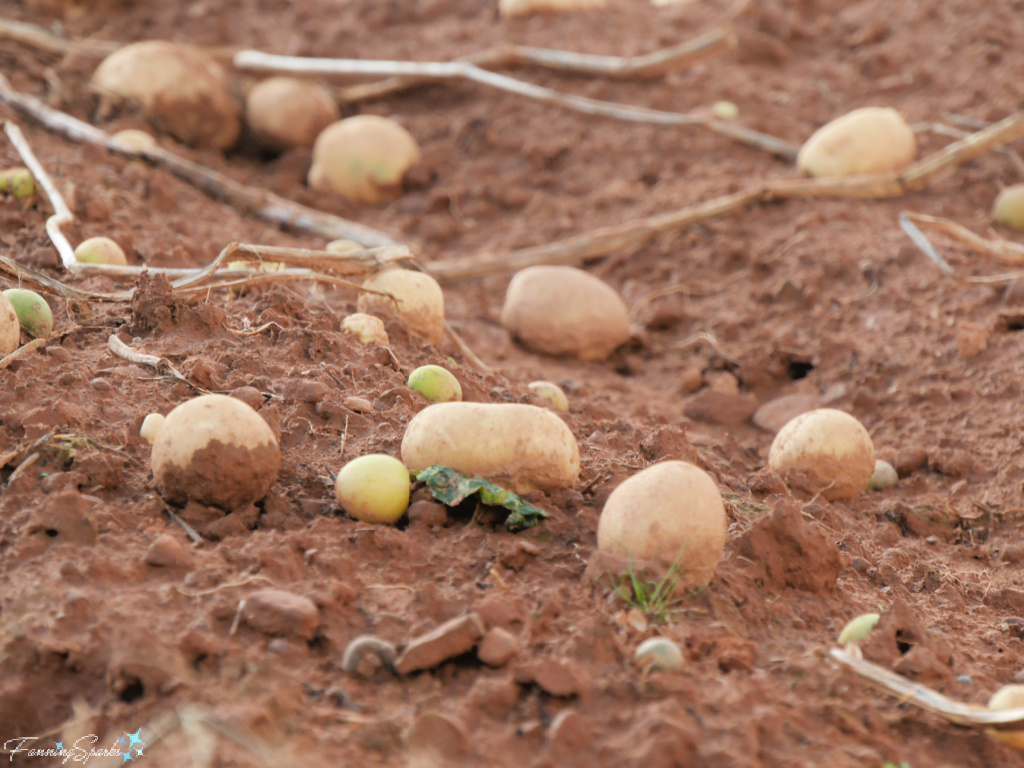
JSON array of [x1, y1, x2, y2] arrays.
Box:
[[2, 289, 52, 340], [994, 185, 1024, 231], [0, 167, 34, 198], [837, 613, 880, 644], [335, 454, 411, 524], [407, 365, 462, 403], [867, 459, 898, 491], [74, 237, 128, 266]]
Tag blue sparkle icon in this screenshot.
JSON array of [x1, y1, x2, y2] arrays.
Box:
[[55, 742, 63, 750], [120, 729, 145, 762]]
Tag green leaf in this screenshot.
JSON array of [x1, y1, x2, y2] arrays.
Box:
[[411, 465, 549, 532]]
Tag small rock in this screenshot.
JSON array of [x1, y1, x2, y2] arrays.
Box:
[[684, 389, 758, 427], [894, 447, 928, 477], [956, 675, 973, 685], [544, 710, 594, 763], [395, 613, 485, 674], [467, 675, 520, 719], [144, 533, 193, 569], [284, 378, 331, 403], [956, 321, 988, 359], [406, 712, 473, 767], [753, 394, 821, 433], [1014, 668, 1024, 684], [242, 589, 319, 640], [925, 536, 939, 545], [344, 396, 374, 413], [408, 500, 448, 528], [91, 378, 113, 392], [515, 658, 586, 698], [477, 628, 520, 667], [1004, 545, 1024, 564], [679, 367, 703, 394], [230, 386, 264, 411]]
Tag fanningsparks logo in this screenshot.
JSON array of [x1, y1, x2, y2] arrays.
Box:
[[4, 730, 145, 764]]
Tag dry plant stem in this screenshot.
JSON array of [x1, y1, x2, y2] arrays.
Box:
[[829, 647, 1024, 730], [3, 121, 78, 271], [107, 334, 205, 391], [0, 75, 399, 248], [900, 213, 1024, 285], [337, 28, 734, 102], [0, 18, 119, 59], [903, 211, 1024, 264], [0, 338, 46, 370], [234, 51, 797, 159], [444, 321, 493, 375], [165, 507, 204, 544], [427, 112, 1024, 283]]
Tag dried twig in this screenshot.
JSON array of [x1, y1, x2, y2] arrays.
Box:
[[900, 212, 1024, 284], [107, 334, 206, 391], [444, 321, 493, 375], [426, 112, 1024, 283], [0, 254, 131, 301], [6, 452, 39, 487], [234, 50, 797, 159], [0, 338, 45, 370], [164, 507, 204, 545], [0, 74, 399, 247]]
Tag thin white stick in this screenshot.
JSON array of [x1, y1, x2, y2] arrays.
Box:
[[2, 121, 78, 272]]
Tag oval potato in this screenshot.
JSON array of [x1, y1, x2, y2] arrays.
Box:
[[0, 292, 20, 356], [501, 265, 630, 360], [768, 408, 875, 501], [597, 461, 726, 586], [357, 268, 445, 346], [401, 402, 579, 494], [245, 77, 339, 152], [994, 185, 1024, 231], [797, 107, 916, 178], [987, 685, 1024, 750]]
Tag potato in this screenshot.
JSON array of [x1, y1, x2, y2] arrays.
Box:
[[633, 637, 683, 671], [528, 380, 569, 412], [307, 115, 421, 204], [140, 413, 165, 444], [501, 265, 630, 360], [245, 77, 339, 152], [796, 107, 916, 178], [0, 292, 19, 356], [341, 313, 389, 346], [2, 289, 52, 340], [110, 129, 157, 151], [91, 40, 240, 150], [994, 185, 1024, 231], [867, 459, 898, 491], [768, 408, 875, 501], [499, 0, 607, 17], [74, 236, 128, 266], [357, 268, 445, 346], [987, 685, 1024, 749], [597, 461, 726, 586], [326, 239, 362, 254], [401, 402, 580, 494], [151, 393, 280, 509], [0, 167, 34, 198], [407, 365, 462, 403], [335, 454, 411, 524]]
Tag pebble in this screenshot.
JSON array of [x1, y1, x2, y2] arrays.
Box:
[[684, 389, 758, 427], [1002, 545, 1024, 564], [894, 447, 928, 477], [395, 613, 485, 674], [544, 710, 594, 762], [752, 393, 821, 433], [407, 499, 448, 528], [477, 627, 520, 667], [406, 712, 473, 766], [143, 533, 193, 569], [284, 379, 331, 403], [230, 386, 264, 411], [242, 588, 319, 641], [956, 675, 973, 685], [515, 658, 587, 698], [343, 396, 374, 413]]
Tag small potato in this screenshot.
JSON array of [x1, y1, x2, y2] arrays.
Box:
[[0, 292, 19, 356], [151, 393, 280, 509], [407, 365, 462, 403], [597, 461, 726, 586], [245, 77, 340, 152], [401, 402, 580, 494], [528, 380, 569, 412], [768, 408, 875, 501], [501, 265, 630, 360], [308, 115, 421, 204], [341, 313, 389, 346], [140, 413, 165, 444], [2, 288, 53, 340], [994, 185, 1024, 231], [110, 129, 157, 151], [987, 685, 1024, 749], [500, 0, 607, 16], [74, 236, 128, 266], [0, 167, 34, 198], [634, 637, 683, 671], [797, 107, 916, 178], [357, 268, 445, 346], [867, 459, 898, 491], [91, 40, 240, 150], [335, 454, 411, 524]]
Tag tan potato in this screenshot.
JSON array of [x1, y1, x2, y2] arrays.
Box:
[[140, 413, 165, 444], [499, 0, 607, 17], [91, 40, 240, 150], [110, 129, 157, 151], [987, 685, 1024, 749], [528, 380, 569, 412], [0, 292, 20, 356], [307, 115, 421, 203], [341, 312, 389, 346], [768, 408, 875, 501], [994, 185, 1024, 231], [401, 402, 580, 494], [151, 394, 280, 509], [796, 107, 916, 178], [357, 268, 445, 346], [501, 265, 630, 360], [245, 77, 339, 152], [74, 236, 128, 266], [597, 461, 726, 586]]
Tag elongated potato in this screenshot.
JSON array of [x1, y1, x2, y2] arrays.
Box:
[[796, 107, 916, 178], [401, 402, 579, 494]]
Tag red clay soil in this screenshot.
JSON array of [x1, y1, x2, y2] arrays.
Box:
[[3, 0, 1024, 766]]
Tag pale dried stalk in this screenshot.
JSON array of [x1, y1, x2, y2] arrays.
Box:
[[426, 112, 1024, 283], [0, 74, 399, 248], [107, 335, 204, 391], [338, 27, 734, 101], [899, 212, 1024, 285], [903, 211, 1024, 264], [830, 647, 1024, 730], [3, 121, 78, 271], [234, 50, 797, 159], [444, 321, 493, 375], [0, 18, 119, 59], [0, 338, 45, 370]]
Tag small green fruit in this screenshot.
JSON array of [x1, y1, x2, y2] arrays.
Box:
[[837, 612, 880, 644], [633, 637, 683, 671], [0, 167, 34, 198], [528, 380, 568, 412], [407, 365, 462, 403], [74, 236, 128, 266], [867, 459, 898, 491], [335, 454, 411, 524], [994, 185, 1024, 231], [2, 288, 52, 340]]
